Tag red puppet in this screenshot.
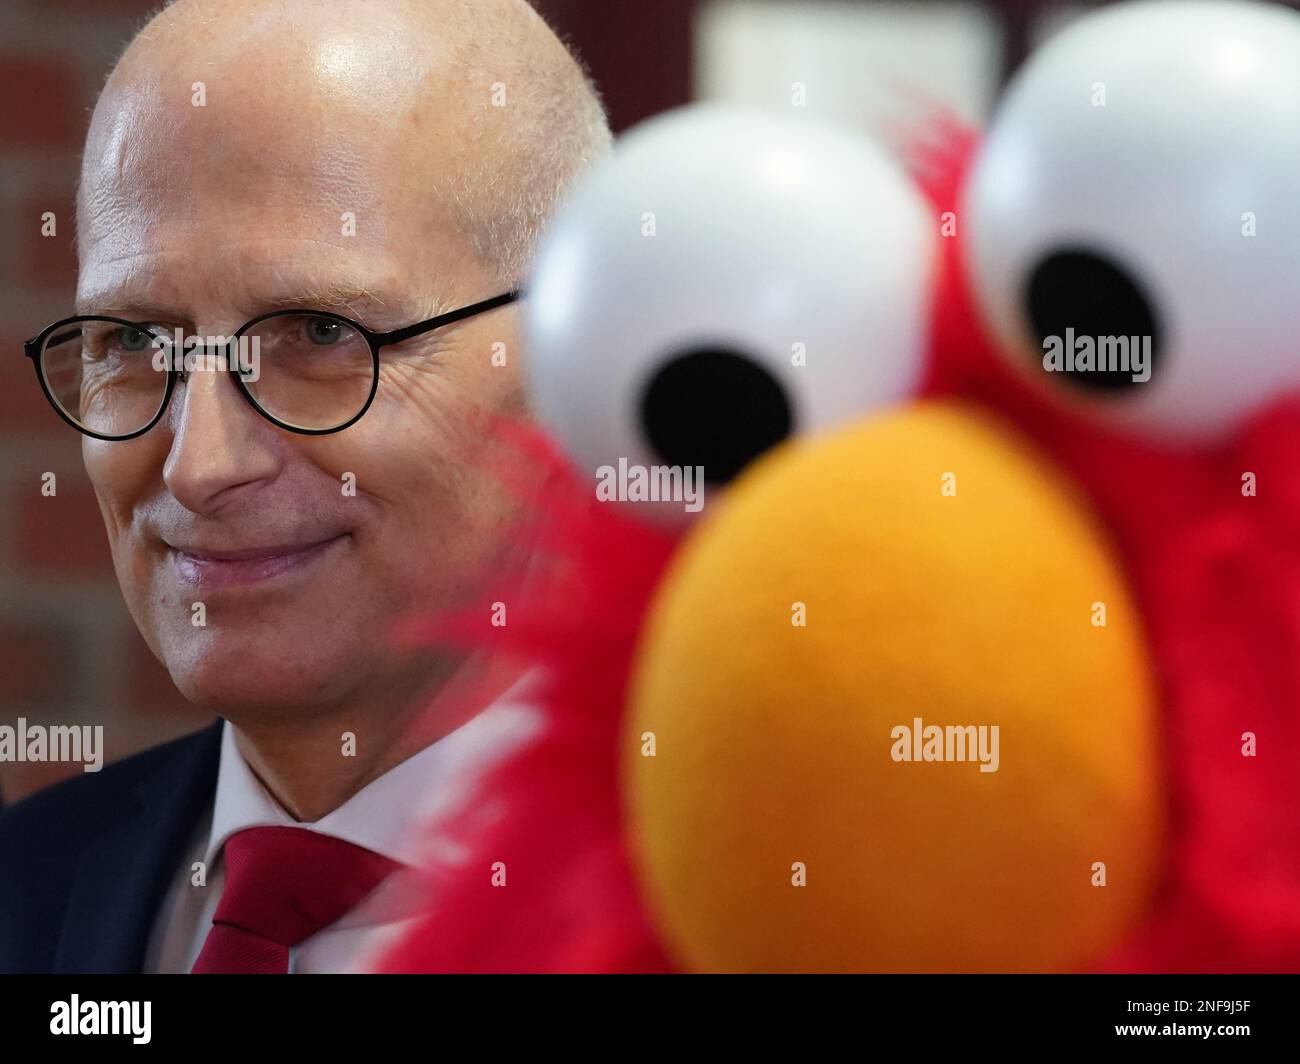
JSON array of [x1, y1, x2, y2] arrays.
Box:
[[381, 0, 1300, 973]]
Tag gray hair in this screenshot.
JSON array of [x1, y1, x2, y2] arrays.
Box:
[[447, 1, 614, 287]]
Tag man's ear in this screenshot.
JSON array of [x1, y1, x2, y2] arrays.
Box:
[[500, 376, 532, 420]]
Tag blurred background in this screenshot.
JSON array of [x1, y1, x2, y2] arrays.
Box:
[[2, 0, 1297, 801]]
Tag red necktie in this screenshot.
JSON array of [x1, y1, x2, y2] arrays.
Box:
[[192, 826, 402, 974]]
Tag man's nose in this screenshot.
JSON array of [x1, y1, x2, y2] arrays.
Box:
[[162, 343, 282, 515]]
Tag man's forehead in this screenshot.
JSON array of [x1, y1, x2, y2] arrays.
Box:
[[73, 0, 554, 315], [75, 72, 452, 316], [78, 12, 471, 241], [80, 84, 382, 217], [94, 5, 460, 155]]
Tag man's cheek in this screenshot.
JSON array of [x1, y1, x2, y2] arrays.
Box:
[[377, 357, 488, 440], [88, 489, 157, 649], [116, 546, 171, 664], [305, 415, 453, 507], [83, 438, 166, 553]]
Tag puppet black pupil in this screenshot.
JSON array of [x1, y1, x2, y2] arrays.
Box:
[[639, 347, 793, 485], [1025, 249, 1161, 393]]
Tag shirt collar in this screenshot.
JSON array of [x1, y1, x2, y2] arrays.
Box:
[[204, 681, 542, 869]]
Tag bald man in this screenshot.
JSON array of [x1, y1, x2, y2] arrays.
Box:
[[0, 0, 610, 973]]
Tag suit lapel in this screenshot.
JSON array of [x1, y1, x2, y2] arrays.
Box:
[[53, 719, 224, 973]]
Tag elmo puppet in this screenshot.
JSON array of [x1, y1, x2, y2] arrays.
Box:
[[382, 0, 1300, 973]]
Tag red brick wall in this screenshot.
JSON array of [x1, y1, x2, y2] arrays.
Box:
[[0, 0, 213, 804]]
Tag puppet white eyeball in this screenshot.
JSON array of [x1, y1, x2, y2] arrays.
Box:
[[524, 103, 934, 511], [965, 0, 1300, 443]]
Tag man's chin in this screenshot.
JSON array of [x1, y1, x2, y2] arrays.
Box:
[[148, 609, 466, 726], [157, 630, 364, 719]]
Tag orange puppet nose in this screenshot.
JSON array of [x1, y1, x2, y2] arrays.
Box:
[[623, 401, 1165, 972]]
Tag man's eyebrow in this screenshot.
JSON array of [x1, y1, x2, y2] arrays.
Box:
[[77, 283, 403, 323], [259, 283, 394, 316], [74, 291, 174, 318]]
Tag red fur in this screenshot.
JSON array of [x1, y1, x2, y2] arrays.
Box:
[[382, 423, 677, 972], [384, 123, 1300, 973]]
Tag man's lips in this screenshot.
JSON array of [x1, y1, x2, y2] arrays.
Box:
[[168, 534, 349, 590]]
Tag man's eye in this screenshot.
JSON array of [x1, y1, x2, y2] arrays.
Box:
[[114, 327, 154, 352], [305, 318, 343, 345]]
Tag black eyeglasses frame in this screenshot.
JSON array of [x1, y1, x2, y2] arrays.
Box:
[[22, 290, 522, 441]]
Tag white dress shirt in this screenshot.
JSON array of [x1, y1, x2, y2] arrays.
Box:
[[144, 682, 541, 973]]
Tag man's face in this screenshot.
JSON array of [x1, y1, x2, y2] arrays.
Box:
[[76, 36, 525, 717]]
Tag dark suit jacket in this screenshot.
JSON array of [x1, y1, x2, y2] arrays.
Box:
[[0, 719, 222, 973]]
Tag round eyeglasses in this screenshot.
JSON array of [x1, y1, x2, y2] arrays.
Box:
[[23, 291, 520, 440]]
